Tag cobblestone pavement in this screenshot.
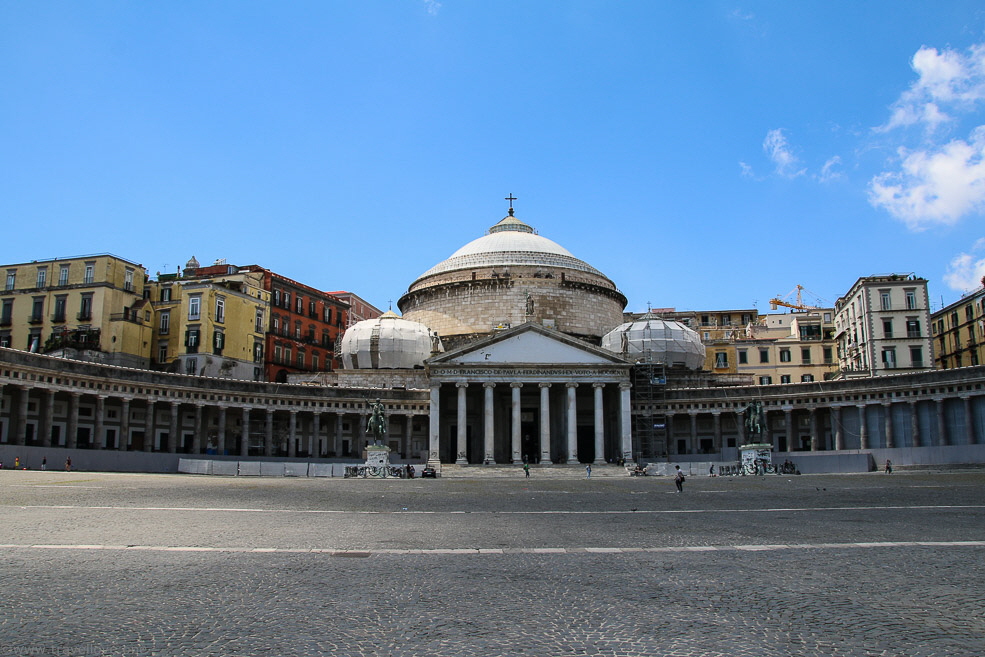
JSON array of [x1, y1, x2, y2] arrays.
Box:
[[1, 470, 984, 656]]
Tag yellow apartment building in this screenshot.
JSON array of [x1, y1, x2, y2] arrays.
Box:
[[735, 310, 839, 384], [0, 254, 152, 368]]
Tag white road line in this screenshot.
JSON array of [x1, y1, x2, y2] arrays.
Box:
[[0, 541, 981, 555], [1, 504, 983, 515]]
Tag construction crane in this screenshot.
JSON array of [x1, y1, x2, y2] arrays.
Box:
[[769, 285, 828, 311]]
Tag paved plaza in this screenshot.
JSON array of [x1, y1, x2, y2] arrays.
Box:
[[1, 469, 984, 656]]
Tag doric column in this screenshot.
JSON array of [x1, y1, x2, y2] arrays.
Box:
[[833, 406, 844, 450], [565, 382, 578, 464], [665, 412, 676, 453], [619, 383, 633, 464], [192, 404, 204, 454], [809, 408, 819, 451], [963, 397, 975, 445], [909, 401, 920, 447], [67, 392, 80, 449], [94, 396, 106, 449], [288, 410, 298, 457], [883, 403, 894, 449], [120, 399, 131, 451], [736, 410, 745, 446], [336, 412, 345, 458], [265, 410, 274, 456], [429, 384, 441, 463], [935, 399, 947, 446], [511, 383, 523, 464], [216, 406, 227, 455], [240, 407, 250, 456], [857, 405, 868, 449], [169, 401, 180, 454], [593, 383, 605, 464], [41, 389, 55, 448], [312, 412, 321, 458], [403, 414, 413, 459], [456, 382, 468, 464], [687, 411, 697, 454], [483, 383, 496, 464], [784, 408, 794, 450], [712, 411, 722, 453], [145, 401, 156, 452], [14, 386, 29, 446], [539, 383, 552, 464]]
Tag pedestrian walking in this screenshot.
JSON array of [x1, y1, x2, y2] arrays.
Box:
[[885, 459, 892, 474], [523, 462, 530, 478], [41, 457, 46, 471], [674, 465, 685, 493], [65, 457, 71, 472], [586, 464, 592, 479], [14, 457, 20, 469]]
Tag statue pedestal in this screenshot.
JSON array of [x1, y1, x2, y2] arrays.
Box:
[[345, 444, 400, 478]]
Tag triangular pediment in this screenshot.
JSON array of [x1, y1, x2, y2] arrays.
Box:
[[429, 322, 628, 366]]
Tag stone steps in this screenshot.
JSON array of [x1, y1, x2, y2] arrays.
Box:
[[435, 463, 631, 479]]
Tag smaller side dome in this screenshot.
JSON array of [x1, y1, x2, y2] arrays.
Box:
[[341, 311, 441, 369], [601, 316, 706, 370]]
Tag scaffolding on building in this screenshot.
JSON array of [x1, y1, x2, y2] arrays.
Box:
[[630, 352, 667, 462]]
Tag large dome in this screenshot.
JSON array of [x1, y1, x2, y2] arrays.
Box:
[[340, 311, 440, 369], [601, 316, 706, 370], [399, 209, 627, 348], [414, 213, 606, 281]]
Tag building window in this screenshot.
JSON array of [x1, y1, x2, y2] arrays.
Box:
[[906, 319, 921, 338], [272, 315, 279, 333], [780, 349, 791, 363], [823, 347, 833, 364], [284, 346, 292, 365], [906, 290, 918, 310], [801, 374, 814, 382], [213, 330, 225, 355], [1, 299, 12, 325], [910, 346, 924, 368], [741, 314, 752, 325], [759, 349, 769, 363], [5, 270, 15, 291], [58, 265, 69, 286], [188, 296, 201, 320], [185, 357, 197, 375], [296, 296, 304, 314], [738, 350, 748, 364], [309, 300, 317, 317], [882, 348, 897, 369], [36, 268, 47, 289], [780, 375, 791, 384], [158, 342, 168, 363], [322, 330, 331, 347], [215, 297, 225, 323], [254, 342, 263, 363], [53, 296, 67, 323], [295, 321, 302, 339], [801, 347, 811, 363], [312, 351, 319, 371], [30, 297, 44, 323], [703, 332, 710, 341], [78, 295, 93, 321], [284, 291, 291, 309], [0, 333, 11, 348], [124, 268, 134, 292], [274, 344, 282, 364], [185, 328, 200, 354], [255, 311, 264, 333], [880, 291, 892, 311], [274, 289, 281, 306], [308, 325, 316, 341], [159, 311, 170, 335], [883, 319, 893, 338], [161, 287, 172, 302], [823, 312, 832, 323], [714, 352, 728, 368], [972, 350, 980, 366], [759, 376, 772, 385], [83, 263, 94, 285], [297, 350, 305, 368]]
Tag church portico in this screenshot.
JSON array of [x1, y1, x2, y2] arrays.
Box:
[[425, 322, 633, 466]]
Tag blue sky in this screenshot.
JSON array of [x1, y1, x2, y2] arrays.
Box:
[[3, 2, 985, 315]]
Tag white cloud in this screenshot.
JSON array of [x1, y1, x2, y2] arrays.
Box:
[[944, 240, 985, 292], [869, 125, 985, 229], [738, 161, 754, 178], [817, 156, 842, 183], [763, 128, 805, 178], [422, 0, 441, 16], [877, 44, 985, 133]]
